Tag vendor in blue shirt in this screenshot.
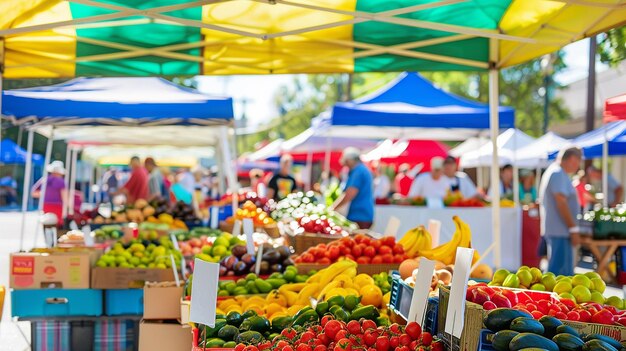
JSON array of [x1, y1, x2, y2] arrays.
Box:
[[331, 147, 374, 229]]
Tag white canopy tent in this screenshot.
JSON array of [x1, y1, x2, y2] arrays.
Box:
[[460, 129, 536, 168], [449, 137, 489, 158], [515, 132, 570, 168]]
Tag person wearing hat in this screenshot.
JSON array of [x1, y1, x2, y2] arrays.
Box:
[[32, 160, 67, 225], [331, 147, 374, 229], [442, 156, 477, 199], [267, 154, 298, 201], [407, 156, 451, 200]]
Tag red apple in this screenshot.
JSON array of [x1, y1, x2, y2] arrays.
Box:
[[526, 303, 537, 312], [491, 293, 513, 308], [483, 301, 497, 310], [478, 286, 496, 297], [501, 290, 518, 306], [531, 311, 544, 319], [566, 311, 580, 321], [466, 289, 476, 303], [559, 298, 576, 310], [474, 290, 490, 306], [617, 318, 626, 327], [555, 311, 568, 320], [578, 309, 592, 322], [591, 309, 614, 325]]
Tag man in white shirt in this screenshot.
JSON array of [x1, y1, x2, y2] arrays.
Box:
[[443, 156, 477, 198], [407, 157, 450, 199]]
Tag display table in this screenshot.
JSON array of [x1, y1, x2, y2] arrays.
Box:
[[373, 205, 522, 270], [580, 236, 626, 283]]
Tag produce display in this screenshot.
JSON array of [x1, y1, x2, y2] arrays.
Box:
[[91, 197, 199, 226], [273, 191, 357, 232], [483, 307, 625, 351], [95, 237, 181, 269], [217, 267, 311, 296], [218, 243, 294, 277], [227, 200, 275, 227], [93, 224, 123, 241], [180, 231, 245, 260], [293, 235, 407, 265]]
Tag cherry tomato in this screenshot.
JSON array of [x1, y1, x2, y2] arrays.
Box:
[[361, 319, 376, 331], [405, 322, 422, 340], [334, 330, 348, 342], [323, 320, 343, 341], [392, 244, 405, 255], [346, 320, 361, 335], [363, 246, 376, 258], [370, 240, 382, 250], [381, 254, 394, 263], [421, 332, 433, 346], [378, 245, 393, 255], [313, 346, 327, 351], [375, 336, 389, 351], [371, 256, 383, 264], [363, 331, 377, 347], [356, 256, 371, 264], [399, 333, 411, 346], [351, 245, 362, 257]]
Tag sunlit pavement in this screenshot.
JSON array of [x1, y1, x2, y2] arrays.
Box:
[[0, 212, 623, 350]]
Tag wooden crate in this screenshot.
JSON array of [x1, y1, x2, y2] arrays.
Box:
[[437, 286, 486, 351], [290, 232, 346, 254], [295, 263, 398, 276]]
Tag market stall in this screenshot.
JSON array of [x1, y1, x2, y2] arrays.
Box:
[[364, 139, 450, 171]]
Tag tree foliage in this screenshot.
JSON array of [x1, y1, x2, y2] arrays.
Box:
[[598, 26, 626, 67]]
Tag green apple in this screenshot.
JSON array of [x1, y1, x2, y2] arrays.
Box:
[[590, 291, 606, 304], [585, 271, 602, 281], [606, 296, 624, 309], [591, 278, 606, 294], [492, 269, 510, 284], [517, 270, 533, 288], [530, 283, 546, 291], [518, 266, 531, 271], [503, 273, 520, 288], [559, 292, 576, 302], [553, 281, 573, 294], [571, 274, 592, 289], [530, 267, 543, 284], [571, 285, 592, 303], [541, 274, 558, 292]]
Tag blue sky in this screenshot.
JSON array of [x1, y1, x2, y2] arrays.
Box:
[[196, 38, 604, 128]]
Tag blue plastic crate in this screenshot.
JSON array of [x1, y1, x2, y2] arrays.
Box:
[[478, 329, 495, 351], [12, 289, 103, 318], [218, 205, 233, 222], [388, 271, 439, 333], [105, 289, 143, 316]]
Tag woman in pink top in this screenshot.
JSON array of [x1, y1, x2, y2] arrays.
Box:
[[32, 160, 67, 226]]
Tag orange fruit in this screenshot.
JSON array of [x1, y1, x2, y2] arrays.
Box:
[[359, 285, 383, 308]]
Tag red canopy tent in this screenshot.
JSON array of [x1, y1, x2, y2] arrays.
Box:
[[365, 140, 449, 171], [604, 94, 626, 123]]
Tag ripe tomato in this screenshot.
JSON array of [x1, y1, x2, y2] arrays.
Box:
[[340, 247, 351, 256], [375, 336, 390, 351], [393, 254, 404, 263], [371, 256, 383, 264], [297, 344, 312, 351], [300, 253, 315, 263], [340, 237, 354, 248], [382, 236, 396, 247], [381, 254, 394, 263], [399, 333, 411, 346], [301, 331, 315, 344], [334, 338, 352, 351], [361, 237, 372, 246], [344, 254, 355, 261], [389, 323, 402, 335], [244, 346, 259, 351], [363, 331, 377, 347], [318, 257, 332, 264], [378, 245, 393, 255], [318, 334, 330, 346], [356, 256, 371, 264], [389, 336, 400, 348], [431, 341, 444, 351], [346, 320, 361, 335], [323, 320, 343, 341], [361, 319, 376, 331], [421, 332, 433, 346], [321, 315, 334, 327], [277, 341, 290, 348], [363, 246, 376, 258], [282, 328, 297, 339], [351, 245, 362, 257], [370, 240, 382, 250], [281, 346, 294, 351], [392, 244, 405, 255], [313, 346, 327, 351], [405, 322, 422, 340], [259, 342, 271, 350], [334, 330, 348, 342], [354, 234, 366, 244], [328, 246, 341, 260]]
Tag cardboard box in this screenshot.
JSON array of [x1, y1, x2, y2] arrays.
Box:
[[180, 298, 190, 325], [139, 320, 191, 351], [10, 252, 91, 289], [91, 267, 175, 289], [144, 285, 183, 320]]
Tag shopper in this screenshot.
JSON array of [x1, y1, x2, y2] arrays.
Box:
[[407, 157, 450, 200], [331, 147, 374, 229], [442, 156, 477, 198], [587, 166, 623, 207], [372, 161, 391, 201], [32, 160, 67, 225], [118, 156, 149, 203], [489, 164, 514, 200], [267, 154, 297, 201], [519, 169, 538, 204], [249, 168, 266, 196], [144, 157, 164, 199], [538, 147, 582, 275]]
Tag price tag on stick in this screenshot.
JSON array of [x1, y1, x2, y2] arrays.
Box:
[[445, 247, 474, 338], [82, 225, 94, 246], [243, 218, 255, 255], [170, 233, 180, 251], [170, 253, 180, 287], [385, 216, 401, 239], [189, 258, 220, 327], [254, 245, 264, 275], [407, 257, 435, 324], [232, 220, 241, 237], [428, 219, 441, 247], [210, 206, 219, 229]]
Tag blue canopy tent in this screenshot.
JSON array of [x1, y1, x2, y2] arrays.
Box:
[[2, 77, 235, 250], [313, 72, 515, 140], [1, 139, 44, 165], [568, 121, 626, 158]]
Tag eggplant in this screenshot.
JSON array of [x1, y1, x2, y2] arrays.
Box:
[[277, 246, 291, 259], [241, 253, 256, 266], [233, 261, 249, 275], [282, 257, 295, 267], [231, 245, 247, 258], [221, 256, 238, 270], [262, 251, 281, 264]]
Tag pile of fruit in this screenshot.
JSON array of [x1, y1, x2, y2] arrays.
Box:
[[227, 200, 275, 227], [95, 237, 181, 269], [218, 244, 294, 277], [400, 262, 454, 296], [483, 307, 624, 351], [171, 227, 223, 242], [91, 198, 198, 226], [217, 268, 310, 296], [489, 267, 610, 305], [93, 224, 123, 241], [294, 215, 350, 236], [293, 235, 407, 265], [272, 191, 356, 230], [222, 318, 441, 351], [373, 272, 393, 295], [185, 232, 246, 262]]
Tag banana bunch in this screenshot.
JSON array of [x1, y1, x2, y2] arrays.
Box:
[[418, 216, 472, 265], [398, 225, 433, 257]]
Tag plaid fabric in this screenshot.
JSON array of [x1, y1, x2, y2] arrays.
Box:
[[33, 321, 70, 351], [94, 319, 136, 351]]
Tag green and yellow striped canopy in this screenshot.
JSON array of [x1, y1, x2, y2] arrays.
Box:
[[1, 0, 625, 77]]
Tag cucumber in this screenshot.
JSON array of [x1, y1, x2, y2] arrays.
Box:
[[204, 338, 225, 348], [538, 315, 563, 338], [509, 333, 559, 351], [556, 325, 580, 338], [205, 319, 227, 338], [227, 311, 243, 327], [236, 331, 264, 345], [223, 341, 237, 348], [239, 316, 270, 334], [491, 330, 519, 351], [484, 308, 534, 332], [349, 305, 379, 321], [583, 334, 623, 350], [552, 333, 585, 351], [510, 317, 545, 335], [271, 316, 292, 333], [291, 310, 319, 327], [582, 339, 619, 351], [217, 325, 239, 341]]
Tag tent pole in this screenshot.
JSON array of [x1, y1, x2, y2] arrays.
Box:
[[0, 39, 4, 153], [68, 147, 78, 216], [19, 129, 34, 252], [38, 128, 55, 212], [323, 136, 331, 192], [513, 135, 520, 204], [88, 162, 94, 203], [489, 39, 502, 268], [64, 145, 71, 188], [306, 149, 313, 191], [95, 166, 102, 204], [603, 124, 609, 208]]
